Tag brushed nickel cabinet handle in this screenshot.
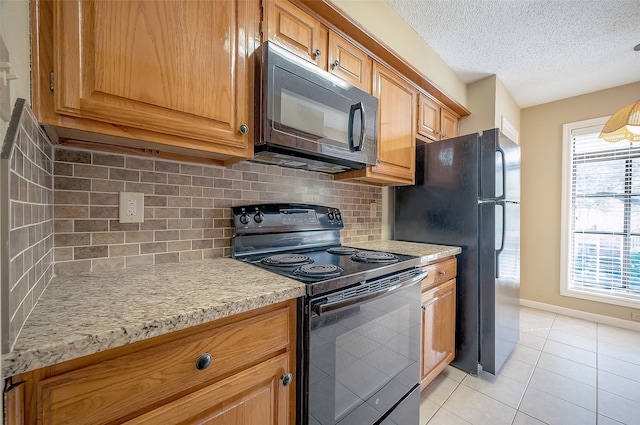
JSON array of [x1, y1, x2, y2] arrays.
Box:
[[239, 124, 249, 134], [313, 49, 322, 57], [332, 60, 340, 68]]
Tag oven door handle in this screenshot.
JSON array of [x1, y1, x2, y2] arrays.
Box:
[[313, 270, 428, 316]]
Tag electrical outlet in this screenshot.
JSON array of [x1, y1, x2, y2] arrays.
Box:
[[370, 202, 377, 218], [632, 312, 640, 322], [119, 192, 144, 223]]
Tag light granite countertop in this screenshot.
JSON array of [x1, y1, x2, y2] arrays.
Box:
[[349, 240, 461, 264], [2, 258, 306, 378], [2, 242, 459, 378]]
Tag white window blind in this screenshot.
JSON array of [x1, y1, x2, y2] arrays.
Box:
[[563, 119, 640, 305]]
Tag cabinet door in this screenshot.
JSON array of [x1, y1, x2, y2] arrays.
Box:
[[37, 306, 291, 425], [124, 353, 292, 425], [4, 382, 25, 425], [264, 0, 328, 69], [370, 63, 416, 184], [417, 93, 441, 141], [53, 0, 253, 155], [328, 32, 372, 93], [421, 257, 457, 292], [441, 108, 459, 139], [421, 278, 456, 390]]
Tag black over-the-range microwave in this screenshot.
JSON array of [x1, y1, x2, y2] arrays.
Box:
[[253, 41, 379, 174]]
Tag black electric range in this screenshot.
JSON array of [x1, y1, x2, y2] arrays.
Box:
[[231, 203, 422, 296], [232, 204, 423, 425]]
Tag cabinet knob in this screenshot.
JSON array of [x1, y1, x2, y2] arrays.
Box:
[[439, 270, 446, 276], [195, 353, 212, 370], [332, 60, 340, 68], [421, 305, 427, 312], [313, 49, 322, 57], [281, 372, 293, 387], [239, 124, 249, 134]]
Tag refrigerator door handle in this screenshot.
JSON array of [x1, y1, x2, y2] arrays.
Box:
[[496, 147, 506, 200], [496, 200, 506, 278]]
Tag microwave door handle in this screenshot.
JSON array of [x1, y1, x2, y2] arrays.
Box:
[[348, 102, 365, 152]]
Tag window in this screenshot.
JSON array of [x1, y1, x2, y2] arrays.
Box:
[[561, 117, 640, 307]]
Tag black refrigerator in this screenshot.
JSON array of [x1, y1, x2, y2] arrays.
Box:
[[394, 128, 520, 375]]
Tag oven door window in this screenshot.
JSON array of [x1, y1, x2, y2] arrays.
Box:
[[308, 282, 421, 425]]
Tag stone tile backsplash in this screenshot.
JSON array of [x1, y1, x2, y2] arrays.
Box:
[[2, 101, 54, 352], [53, 147, 383, 276], [1, 101, 382, 351]]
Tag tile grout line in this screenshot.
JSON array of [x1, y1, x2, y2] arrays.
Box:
[[509, 312, 555, 425]]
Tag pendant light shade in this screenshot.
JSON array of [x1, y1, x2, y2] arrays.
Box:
[[599, 99, 640, 142]]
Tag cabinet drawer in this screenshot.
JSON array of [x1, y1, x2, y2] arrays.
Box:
[[38, 307, 291, 425], [421, 257, 457, 291]]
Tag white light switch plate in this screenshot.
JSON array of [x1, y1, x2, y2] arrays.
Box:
[[119, 192, 144, 223]]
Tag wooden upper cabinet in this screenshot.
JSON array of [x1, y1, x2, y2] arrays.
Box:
[[264, 0, 328, 70], [328, 32, 372, 93], [32, 0, 257, 164], [418, 93, 441, 141], [417, 92, 459, 142], [334, 62, 416, 186], [441, 108, 459, 139], [371, 63, 416, 184], [367, 63, 417, 185]]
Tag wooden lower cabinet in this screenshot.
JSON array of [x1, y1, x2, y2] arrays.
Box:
[[7, 300, 297, 425], [124, 354, 291, 425], [420, 258, 457, 390]]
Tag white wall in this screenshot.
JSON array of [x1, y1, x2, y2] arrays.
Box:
[[0, 0, 31, 136], [0, 0, 31, 413], [459, 74, 521, 139], [459, 75, 496, 135], [331, 0, 467, 108], [521, 81, 640, 322]]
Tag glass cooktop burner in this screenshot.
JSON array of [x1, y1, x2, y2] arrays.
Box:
[[262, 254, 313, 267], [351, 251, 398, 263], [326, 246, 358, 255], [294, 264, 344, 279]]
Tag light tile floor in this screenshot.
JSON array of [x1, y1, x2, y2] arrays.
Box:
[[420, 307, 640, 425]]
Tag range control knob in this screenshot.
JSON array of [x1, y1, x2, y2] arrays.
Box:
[[254, 211, 264, 223], [327, 211, 335, 221], [239, 209, 250, 225], [335, 211, 342, 222]]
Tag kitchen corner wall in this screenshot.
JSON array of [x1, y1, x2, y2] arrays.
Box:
[[53, 148, 383, 276], [1, 101, 54, 353]]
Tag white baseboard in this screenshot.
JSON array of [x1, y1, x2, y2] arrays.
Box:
[[520, 299, 640, 332]]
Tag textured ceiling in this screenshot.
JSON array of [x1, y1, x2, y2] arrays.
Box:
[[384, 0, 640, 108]]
